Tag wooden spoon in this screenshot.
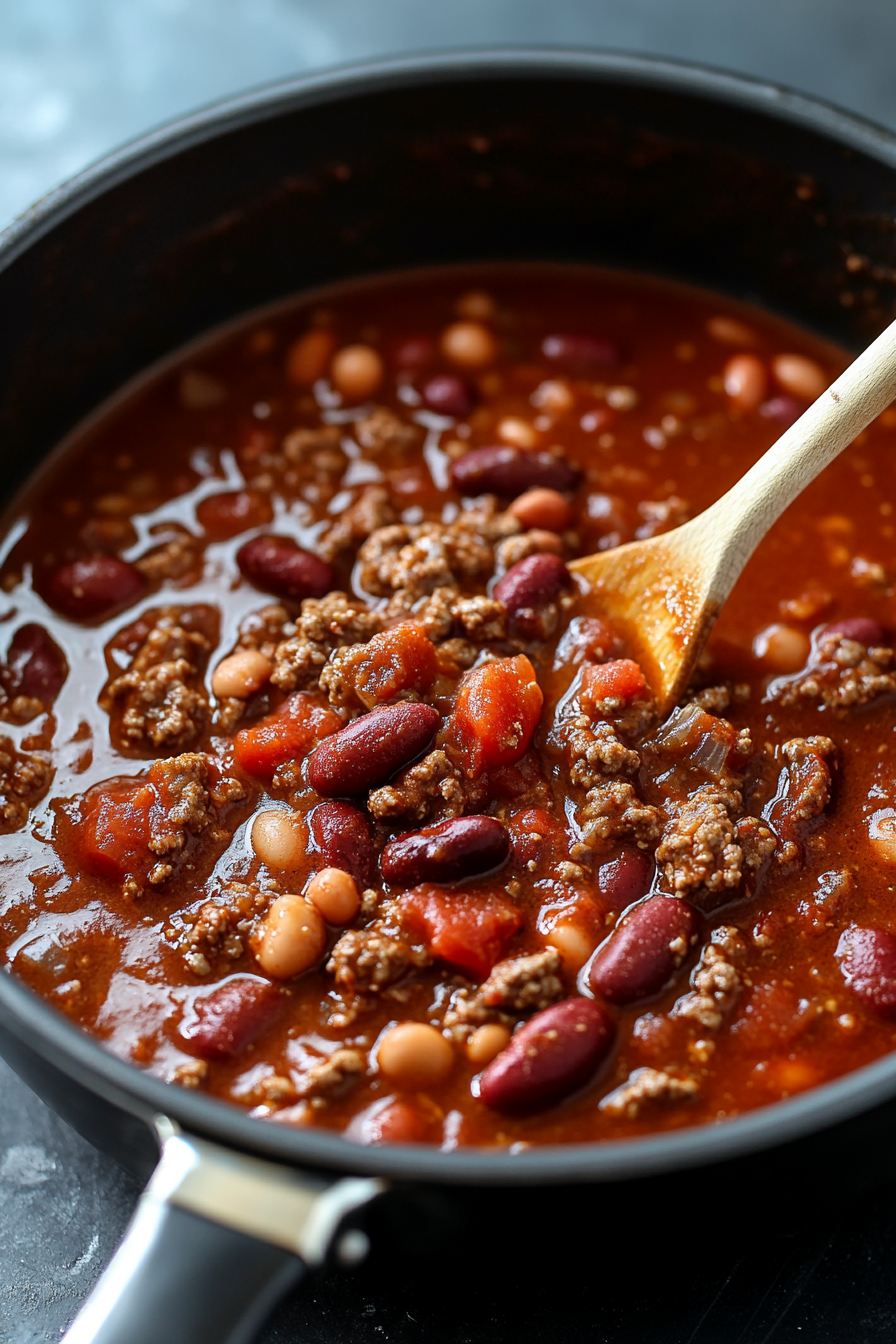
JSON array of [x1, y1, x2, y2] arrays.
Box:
[[570, 317, 896, 715]]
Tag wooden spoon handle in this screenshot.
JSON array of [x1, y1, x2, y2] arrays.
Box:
[[684, 315, 896, 603]]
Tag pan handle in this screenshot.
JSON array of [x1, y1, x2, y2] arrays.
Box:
[[62, 1116, 386, 1344]]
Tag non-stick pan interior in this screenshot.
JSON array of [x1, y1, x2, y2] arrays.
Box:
[[4, 51, 896, 1190]]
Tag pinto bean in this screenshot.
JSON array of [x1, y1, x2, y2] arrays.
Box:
[[421, 374, 474, 418], [181, 978, 283, 1060], [5, 624, 68, 706], [305, 868, 360, 925], [450, 445, 580, 497], [836, 925, 896, 1014], [254, 894, 327, 979], [597, 850, 654, 908], [541, 333, 620, 367], [381, 815, 510, 886], [478, 998, 615, 1114], [821, 618, 886, 645], [286, 329, 337, 386], [493, 553, 570, 625], [309, 800, 374, 885], [772, 353, 828, 401], [723, 354, 767, 412], [510, 488, 573, 532], [440, 320, 497, 369], [44, 554, 143, 621], [308, 702, 440, 796], [331, 344, 384, 402], [236, 535, 334, 602], [377, 1021, 454, 1089], [212, 648, 272, 699], [589, 895, 700, 1005]]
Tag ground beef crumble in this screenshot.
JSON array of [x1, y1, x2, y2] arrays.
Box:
[[318, 485, 397, 562], [673, 927, 746, 1030], [367, 749, 487, 823], [0, 739, 52, 833], [764, 735, 836, 864], [566, 716, 640, 787], [102, 608, 212, 752], [600, 1067, 699, 1117], [144, 752, 245, 887], [578, 780, 663, 850], [656, 785, 744, 905], [771, 630, 896, 710], [270, 593, 383, 693]]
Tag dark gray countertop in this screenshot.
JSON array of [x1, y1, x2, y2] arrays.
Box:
[[4, 1, 896, 1338]]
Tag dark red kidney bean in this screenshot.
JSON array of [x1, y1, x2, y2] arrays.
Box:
[[237, 535, 334, 602], [450, 445, 580, 497], [309, 800, 374, 886], [43, 554, 143, 621], [346, 1097, 430, 1144], [421, 374, 474, 418], [393, 336, 436, 369], [494, 553, 570, 621], [180, 978, 283, 1060], [821, 617, 886, 646], [5, 624, 68, 705], [541, 333, 620, 367], [759, 395, 804, 427], [196, 489, 273, 538], [478, 998, 615, 1115], [597, 850, 655, 908], [381, 815, 510, 886], [589, 895, 699, 1005], [308, 701, 440, 797], [836, 926, 896, 1014]]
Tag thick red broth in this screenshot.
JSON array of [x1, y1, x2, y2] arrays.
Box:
[[2, 265, 896, 1149]]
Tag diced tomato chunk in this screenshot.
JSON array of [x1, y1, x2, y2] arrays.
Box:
[[81, 778, 155, 882], [505, 806, 568, 868], [579, 658, 647, 713], [234, 692, 343, 778], [400, 885, 523, 979], [348, 623, 437, 709], [446, 654, 543, 778]]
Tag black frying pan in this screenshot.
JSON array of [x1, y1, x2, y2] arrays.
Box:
[[3, 49, 896, 1344]]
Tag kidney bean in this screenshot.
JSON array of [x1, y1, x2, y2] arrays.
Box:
[[5, 624, 68, 706], [759, 395, 804, 428], [821, 617, 886, 646], [478, 998, 615, 1114], [196, 489, 273, 538], [494, 553, 570, 626], [44, 554, 143, 621], [236, 535, 334, 602], [450, 445, 580, 497], [421, 374, 474, 418], [723, 353, 767, 412], [308, 701, 439, 796], [309, 800, 374, 886], [181, 978, 283, 1060], [346, 1097, 430, 1145], [836, 926, 896, 1014], [589, 895, 699, 1005], [381, 815, 510, 886], [541, 333, 620, 367], [597, 850, 655, 908], [393, 335, 436, 368]]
